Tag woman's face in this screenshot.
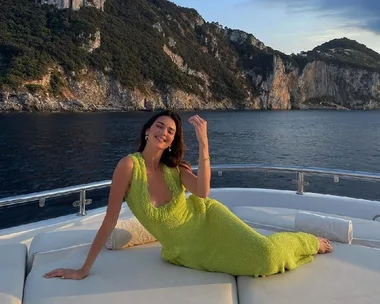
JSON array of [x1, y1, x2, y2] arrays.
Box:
[[146, 116, 177, 150]]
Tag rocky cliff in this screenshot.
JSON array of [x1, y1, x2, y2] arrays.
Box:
[[1, 0, 380, 112]]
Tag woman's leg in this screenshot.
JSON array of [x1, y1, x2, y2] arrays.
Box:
[[263, 231, 332, 274]]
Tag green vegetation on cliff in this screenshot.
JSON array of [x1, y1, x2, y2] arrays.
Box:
[[0, 0, 94, 90], [1, 0, 380, 106], [0, 0, 248, 100], [292, 38, 380, 72]]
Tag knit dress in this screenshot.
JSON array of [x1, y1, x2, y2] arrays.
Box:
[[125, 152, 319, 277]]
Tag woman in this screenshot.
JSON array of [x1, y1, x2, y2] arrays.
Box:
[[44, 110, 332, 280]]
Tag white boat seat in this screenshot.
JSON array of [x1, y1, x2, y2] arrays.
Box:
[[23, 242, 238, 304], [209, 188, 380, 220], [25, 211, 135, 273], [231, 206, 380, 248], [27, 229, 97, 273], [236, 242, 380, 304], [0, 243, 27, 304]]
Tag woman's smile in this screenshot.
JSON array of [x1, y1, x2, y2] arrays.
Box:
[[155, 135, 166, 143]]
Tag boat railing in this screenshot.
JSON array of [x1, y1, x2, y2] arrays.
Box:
[[1, 164, 379, 217]]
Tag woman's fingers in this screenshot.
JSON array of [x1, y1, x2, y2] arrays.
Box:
[[44, 268, 87, 280], [44, 269, 58, 276], [189, 115, 206, 126], [44, 268, 64, 278], [188, 116, 197, 125], [188, 115, 208, 146]]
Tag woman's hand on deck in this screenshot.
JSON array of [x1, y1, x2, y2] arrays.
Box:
[[44, 268, 88, 280], [188, 115, 208, 147]]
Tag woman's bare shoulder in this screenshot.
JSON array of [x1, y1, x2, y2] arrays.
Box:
[[117, 155, 134, 173], [120, 154, 134, 165], [110, 155, 135, 198]]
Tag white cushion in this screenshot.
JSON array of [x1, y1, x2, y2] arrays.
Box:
[[295, 211, 354, 244], [105, 217, 157, 250], [237, 242, 380, 304], [232, 206, 380, 247], [27, 229, 97, 272], [23, 242, 238, 304], [232, 206, 295, 231], [209, 188, 380, 220], [25, 207, 134, 270], [0, 243, 27, 304]]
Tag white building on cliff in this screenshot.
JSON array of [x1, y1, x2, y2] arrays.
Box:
[[36, 0, 106, 11]]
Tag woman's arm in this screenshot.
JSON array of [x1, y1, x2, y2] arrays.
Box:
[[44, 156, 133, 280], [80, 156, 132, 273], [180, 115, 211, 198], [196, 142, 211, 197]]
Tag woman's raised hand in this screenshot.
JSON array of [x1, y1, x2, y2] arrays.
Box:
[[44, 268, 88, 280], [188, 115, 208, 147]]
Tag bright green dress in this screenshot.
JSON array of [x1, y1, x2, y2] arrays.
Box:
[[125, 152, 319, 277]]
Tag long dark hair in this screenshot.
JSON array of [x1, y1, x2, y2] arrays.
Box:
[[137, 110, 191, 169]]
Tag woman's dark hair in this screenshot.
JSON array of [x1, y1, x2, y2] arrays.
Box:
[[137, 110, 191, 169]]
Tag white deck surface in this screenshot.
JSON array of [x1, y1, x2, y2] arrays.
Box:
[[1, 188, 380, 303]]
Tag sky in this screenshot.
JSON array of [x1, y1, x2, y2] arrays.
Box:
[[171, 0, 380, 55]]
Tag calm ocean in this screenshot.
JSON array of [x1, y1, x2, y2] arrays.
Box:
[[1, 110, 380, 229]]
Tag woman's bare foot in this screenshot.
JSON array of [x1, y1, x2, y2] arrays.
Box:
[[317, 237, 333, 254]]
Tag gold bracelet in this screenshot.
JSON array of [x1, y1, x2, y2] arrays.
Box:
[[198, 157, 210, 163]]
